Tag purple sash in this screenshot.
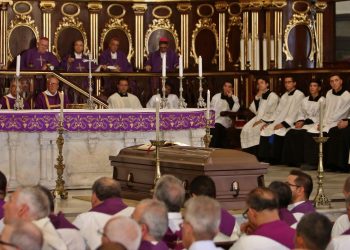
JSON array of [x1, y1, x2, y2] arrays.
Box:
[[220, 208, 236, 236], [342, 228, 350, 235], [139, 240, 169, 250], [163, 228, 183, 250], [0, 199, 4, 220], [89, 197, 127, 215], [290, 200, 315, 214], [279, 208, 297, 226], [49, 212, 77, 229], [252, 220, 296, 249]]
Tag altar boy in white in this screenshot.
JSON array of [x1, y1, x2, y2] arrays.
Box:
[[258, 76, 304, 164], [240, 77, 279, 156], [146, 82, 179, 109], [107, 78, 142, 109]]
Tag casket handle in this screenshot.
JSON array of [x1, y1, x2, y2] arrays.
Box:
[[127, 172, 134, 187], [230, 181, 240, 197]]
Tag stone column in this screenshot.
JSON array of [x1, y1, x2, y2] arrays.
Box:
[[40, 1, 56, 52], [132, 4, 147, 70], [215, 1, 228, 71], [88, 2, 102, 62], [177, 3, 192, 69]]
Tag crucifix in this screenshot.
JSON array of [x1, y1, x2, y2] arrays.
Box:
[[83, 54, 97, 110]]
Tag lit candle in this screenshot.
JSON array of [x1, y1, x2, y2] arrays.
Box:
[[319, 99, 324, 137], [240, 37, 245, 70], [179, 55, 183, 77], [270, 36, 275, 61], [59, 91, 64, 122], [156, 96, 160, 141], [263, 36, 267, 70], [248, 37, 252, 64], [206, 89, 210, 120], [162, 54, 166, 77], [198, 56, 202, 77], [16, 55, 21, 77], [255, 38, 260, 70], [88, 53, 92, 79]]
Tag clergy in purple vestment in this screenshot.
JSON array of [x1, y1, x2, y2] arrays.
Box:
[[0, 79, 30, 109], [287, 170, 316, 215], [131, 199, 169, 250], [239, 187, 296, 249], [295, 212, 332, 250], [35, 75, 69, 109], [21, 37, 59, 71], [0, 171, 7, 220]]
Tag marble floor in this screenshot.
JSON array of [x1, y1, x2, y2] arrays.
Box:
[[52, 165, 349, 222]]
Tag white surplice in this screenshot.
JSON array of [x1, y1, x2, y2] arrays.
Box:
[[240, 91, 279, 148], [332, 214, 350, 238], [214, 221, 241, 242], [211, 93, 240, 128], [260, 89, 304, 137], [56, 228, 86, 250], [146, 94, 179, 109], [107, 92, 142, 109], [229, 235, 289, 250], [327, 235, 350, 250]]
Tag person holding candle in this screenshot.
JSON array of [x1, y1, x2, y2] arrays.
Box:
[[303, 74, 350, 172], [258, 76, 304, 164], [281, 79, 325, 169], [107, 78, 142, 109], [146, 83, 179, 109], [0, 79, 30, 109], [35, 75, 69, 109], [240, 77, 279, 157], [210, 81, 240, 148]]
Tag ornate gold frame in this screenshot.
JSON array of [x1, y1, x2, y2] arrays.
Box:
[[283, 13, 315, 62], [99, 17, 134, 62], [144, 18, 180, 56], [7, 15, 40, 62], [197, 4, 214, 18], [107, 4, 126, 19], [152, 5, 172, 19], [52, 16, 89, 60], [190, 18, 219, 64], [225, 16, 242, 63]]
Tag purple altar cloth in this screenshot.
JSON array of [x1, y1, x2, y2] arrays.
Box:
[[0, 110, 214, 132]]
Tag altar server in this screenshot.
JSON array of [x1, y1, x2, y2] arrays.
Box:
[[258, 76, 304, 164], [210, 81, 240, 148], [35, 75, 69, 109], [3, 186, 67, 250], [231, 187, 295, 250], [286, 170, 315, 221], [295, 212, 332, 250], [182, 196, 223, 250], [146, 83, 179, 109], [107, 78, 142, 109], [281, 79, 324, 168], [189, 175, 240, 242], [0, 79, 30, 109], [304, 74, 350, 172], [240, 77, 279, 156], [73, 177, 134, 250], [154, 175, 185, 250], [132, 199, 169, 250]]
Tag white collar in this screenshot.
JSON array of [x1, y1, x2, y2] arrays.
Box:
[[32, 217, 51, 228], [74, 52, 82, 59], [288, 200, 305, 210], [44, 90, 57, 97], [168, 212, 183, 233], [111, 52, 117, 59], [6, 93, 16, 99], [189, 240, 218, 250]]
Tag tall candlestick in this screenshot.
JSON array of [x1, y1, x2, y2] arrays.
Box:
[[206, 90, 210, 120], [240, 37, 245, 70], [156, 97, 160, 141], [16, 55, 21, 77], [263, 36, 267, 70], [270, 36, 275, 61], [59, 91, 64, 122], [248, 37, 252, 65], [162, 54, 166, 77], [88, 53, 92, 79], [198, 56, 202, 77], [319, 99, 324, 137], [179, 55, 183, 77]]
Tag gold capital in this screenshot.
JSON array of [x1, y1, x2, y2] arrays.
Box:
[[176, 3, 192, 13], [132, 3, 147, 15], [87, 2, 102, 13], [40, 1, 56, 13], [215, 1, 228, 12]]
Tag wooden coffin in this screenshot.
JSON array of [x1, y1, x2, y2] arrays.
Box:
[[110, 146, 267, 210]]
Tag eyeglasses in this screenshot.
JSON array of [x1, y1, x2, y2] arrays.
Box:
[[285, 182, 300, 188], [0, 239, 18, 248], [242, 208, 249, 219]]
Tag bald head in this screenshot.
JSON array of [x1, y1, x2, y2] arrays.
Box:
[[92, 177, 122, 202], [246, 187, 278, 211]]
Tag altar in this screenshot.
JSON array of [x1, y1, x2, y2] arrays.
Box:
[[0, 109, 213, 189]]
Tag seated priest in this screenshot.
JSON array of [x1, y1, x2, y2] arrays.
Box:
[[286, 170, 315, 221], [281, 80, 324, 169], [0, 79, 30, 109], [240, 77, 279, 156], [258, 76, 304, 164], [231, 187, 295, 250], [189, 175, 240, 242], [210, 81, 240, 148], [35, 75, 69, 109], [182, 196, 223, 250], [153, 175, 185, 250], [146, 82, 179, 109], [131, 199, 169, 250], [73, 177, 134, 250], [303, 74, 350, 172], [107, 78, 142, 109], [145, 37, 179, 73]]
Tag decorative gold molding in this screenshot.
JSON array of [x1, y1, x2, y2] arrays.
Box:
[[107, 4, 125, 18], [144, 18, 180, 56], [316, 1, 327, 11], [61, 2, 80, 18], [132, 3, 147, 15], [215, 1, 228, 13], [7, 15, 39, 61], [39, 1, 55, 13], [197, 4, 214, 18], [52, 16, 89, 60], [226, 16, 243, 63], [13, 1, 32, 15], [292, 1, 310, 14], [190, 18, 219, 64], [152, 5, 172, 19], [283, 13, 315, 62], [271, 0, 287, 9], [99, 18, 134, 62], [87, 2, 102, 13], [176, 3, 191, 13], [228, 2, 241, 16]]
